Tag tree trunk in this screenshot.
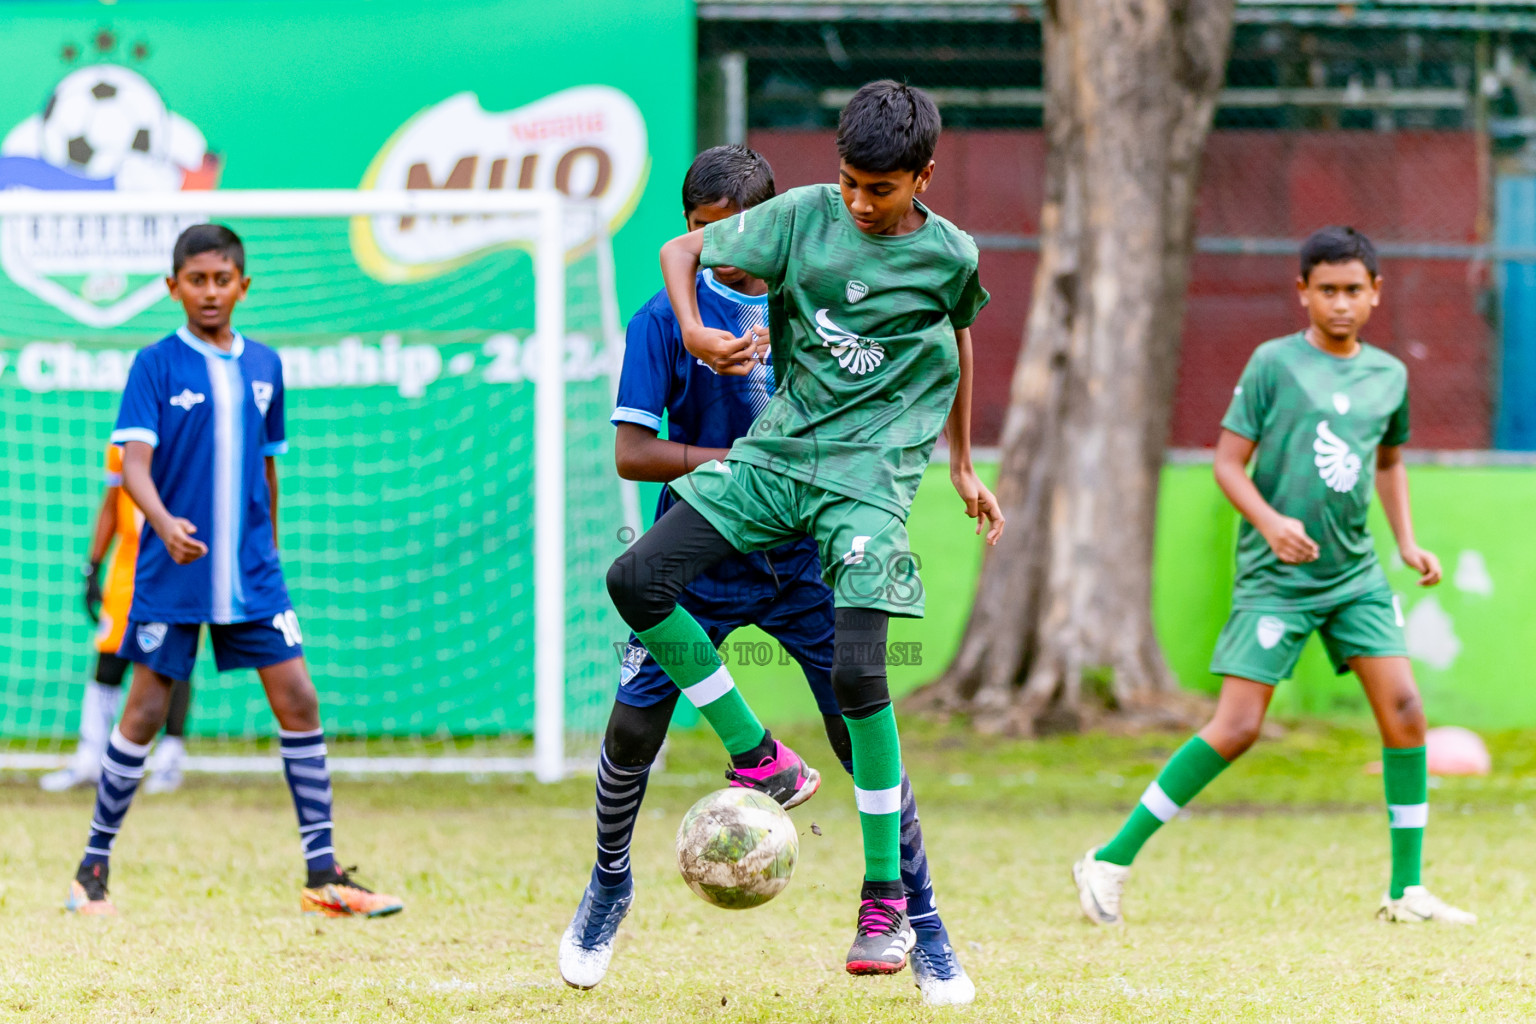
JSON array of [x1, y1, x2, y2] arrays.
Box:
[[916, 0, 1236, 734]]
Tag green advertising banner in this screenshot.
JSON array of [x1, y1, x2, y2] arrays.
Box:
[[0, 0, 694, 740]]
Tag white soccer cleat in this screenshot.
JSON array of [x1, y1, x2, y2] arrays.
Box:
[[1378, 885, 1476, 925], [910, 933, 976, 1006], [558, 876, 634, 990], [1073, 847, 1130, 926], [39, 761, 98, 792]]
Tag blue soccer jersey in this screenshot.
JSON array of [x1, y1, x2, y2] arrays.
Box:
[[612, 269, 772, 520], [111, 326, 291, 625]]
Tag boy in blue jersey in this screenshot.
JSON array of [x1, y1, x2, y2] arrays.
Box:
[[65, 224, 402, 921], [559, 147, 974, 1006]]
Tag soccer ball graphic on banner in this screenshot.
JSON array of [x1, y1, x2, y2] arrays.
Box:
[[40, 65, 174, 187], [675, 788, 799, 909]]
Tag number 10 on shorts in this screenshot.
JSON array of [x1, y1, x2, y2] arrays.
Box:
[[272, 610, 303, 647]]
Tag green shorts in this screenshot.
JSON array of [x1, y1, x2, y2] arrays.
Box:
[[669, 459, 924, 617], [1210, 591, 1408, 686]]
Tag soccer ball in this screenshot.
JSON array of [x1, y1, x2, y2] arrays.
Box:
[[675, 788, 798, 910], [40, 65, 170, 181]]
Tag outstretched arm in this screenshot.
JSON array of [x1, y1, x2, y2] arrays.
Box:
[[614, 423, 731, 483], [1376, 444, 1440, 586], [945, 326, 1004, 544], [1213, 429, 1319, 564], [660, 230, 766, 376], [120, 441, 207, 565]]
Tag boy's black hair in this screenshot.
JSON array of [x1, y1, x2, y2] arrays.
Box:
[[682, 145, 776, 212], [1299, 226, 1379, 281], [836, 80, 941, 174], [172, 223, 245, 275]]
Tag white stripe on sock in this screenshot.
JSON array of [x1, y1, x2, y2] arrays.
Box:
[[1140, 781, 1181, 823], [1388, 803, 1428, 829], [854, 784, 902, 815], [680, 665, 734, 708], [108, 726, 153, 760], [278, 727, 325, 740]]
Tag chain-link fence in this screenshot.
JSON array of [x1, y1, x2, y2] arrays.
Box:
[[699, 1, 1536, 450]]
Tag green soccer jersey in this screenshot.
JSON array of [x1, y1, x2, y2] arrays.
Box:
[[1222, 332, 1411, 610], [699, 184, 989, 519]]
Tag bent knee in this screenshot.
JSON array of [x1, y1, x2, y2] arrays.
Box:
[[1393, 690, 1426, 725], [830, 663, 890, 720], [605, 556, 637, 610], [1206, 718, 1263, 758]]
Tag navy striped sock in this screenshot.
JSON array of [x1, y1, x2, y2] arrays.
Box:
[[279, 727, 336, 875], [82, 727, 152, 868], [593, 748, 650, 889], [898, 772, 941, 933]]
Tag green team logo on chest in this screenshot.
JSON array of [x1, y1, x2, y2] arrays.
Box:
[[813, 309, 886, 376]]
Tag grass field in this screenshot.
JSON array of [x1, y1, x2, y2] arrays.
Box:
[[3, 718, 1535, 1023]]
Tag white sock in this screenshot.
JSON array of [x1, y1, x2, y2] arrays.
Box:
[[151, 734, 185, 769], [74, 682, 120, 774]]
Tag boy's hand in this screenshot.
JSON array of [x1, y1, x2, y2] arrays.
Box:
[[1261, 515, 1319, 564], [1400, 544, 1442, 586], [156, 517, 209, 565], [683, 324, 769, 376], [82, 561, 103, 622], [951, 464, 1006, 545]]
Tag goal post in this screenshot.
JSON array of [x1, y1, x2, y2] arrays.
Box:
[[0, 187, 636, 779]]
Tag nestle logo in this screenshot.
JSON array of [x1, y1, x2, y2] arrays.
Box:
[[510, 111, 605, 142]]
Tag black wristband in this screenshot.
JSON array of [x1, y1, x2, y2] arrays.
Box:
[[83, 560, 102, 578]]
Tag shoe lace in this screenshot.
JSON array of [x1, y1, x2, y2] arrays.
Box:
[[78, 864, 109, 901], [911, 941, 959, 980], [332, 865, 376, 894], [1099, 865, 1128, 904], [577, 885, 631, 947], [857, 898, 904, 937]]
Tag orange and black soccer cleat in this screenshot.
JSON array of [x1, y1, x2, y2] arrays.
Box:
[[300, 865, 404, 918], [66, 862, 117, 917]]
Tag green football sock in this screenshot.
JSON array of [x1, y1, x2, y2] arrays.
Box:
[[847, 704, 903, 884], [635, 607, 765, 757], [1097, 735, 1230, 867], [1383, 745, 1427, 899]]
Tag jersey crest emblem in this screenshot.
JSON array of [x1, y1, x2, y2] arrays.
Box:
[[136, 622, 169, 653], [169, 389, 205, 411], [252, 381, 274, 416], [1256, 616, 1286, 650], [618, 642, 649, 686], [1313, 419, 1361, 493], [846, 279, 869, 304], [813, 309, 885, 376], [1332, 392, 1351, 415]]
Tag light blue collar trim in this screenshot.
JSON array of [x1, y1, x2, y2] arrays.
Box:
[[177, 325, 245, 360], [701, 268, 768, 307]]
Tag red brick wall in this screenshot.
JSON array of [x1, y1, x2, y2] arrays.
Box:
[[748, 129, 1490, 449]]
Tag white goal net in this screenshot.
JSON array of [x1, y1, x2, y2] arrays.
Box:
[[0, 188, 639, 780]]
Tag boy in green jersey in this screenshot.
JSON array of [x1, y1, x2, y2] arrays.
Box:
[[1073, 226, 1475, 927], [605, 81, 1004, 976]]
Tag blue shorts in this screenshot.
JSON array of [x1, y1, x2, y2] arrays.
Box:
[[119, 610, 305, 682], [617, 539, 840, 716]]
